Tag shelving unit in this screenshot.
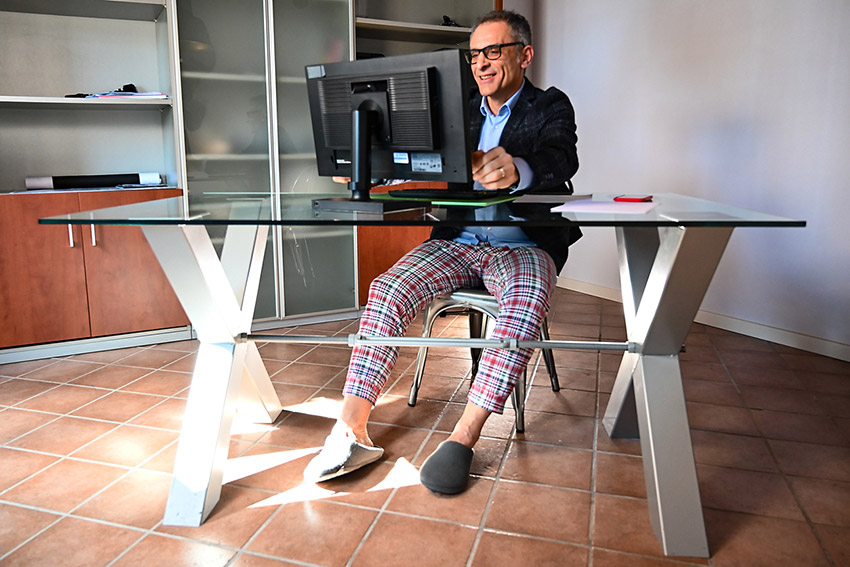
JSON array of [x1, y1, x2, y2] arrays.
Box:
[[354, 16, 472, 44], [0, 0, 165, 21], [0, 0, 189, 360], [0, 0, 183, 192], [352, 0, 498, 57], [0, 95, 172, 110]]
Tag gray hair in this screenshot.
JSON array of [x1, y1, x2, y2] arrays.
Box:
[[470, 10, 532, 46]]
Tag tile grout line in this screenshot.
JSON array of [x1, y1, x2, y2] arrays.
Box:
[[3, 295, 846, 566], [0, 351, 201, 564], [716, 338, 839, 565], [0, 504, 65, 563], [464, 400, 519, 566], [343, 335, 470, 567], [747, 404, 839, 567], [5, 478, 330, 567], [464, 349, 554, 567], [587, 346, 602, 567], [1, 375, 190, 468]]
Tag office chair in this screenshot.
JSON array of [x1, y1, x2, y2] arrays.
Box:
[[407, 288, 560, 433]]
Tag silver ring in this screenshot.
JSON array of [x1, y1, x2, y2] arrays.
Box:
[[499, 167, 505, 178]]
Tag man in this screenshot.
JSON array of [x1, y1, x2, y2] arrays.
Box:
[[305, 10, 579, 494]]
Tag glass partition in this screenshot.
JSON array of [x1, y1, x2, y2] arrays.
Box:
[[176, 0, 356, 320], [273, 0, 355, 316]]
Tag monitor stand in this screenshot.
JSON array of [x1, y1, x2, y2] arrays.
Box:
[[312, 105, 425, 214], [312, 196, 424, 214]]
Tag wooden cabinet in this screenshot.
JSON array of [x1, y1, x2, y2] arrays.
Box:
[[0, 192, 91, 347], [78, 189, 189, 337], [0, 189, 188, 349]]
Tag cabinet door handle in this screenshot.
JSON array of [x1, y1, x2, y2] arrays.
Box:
[[90, 224, 97, 247], [68, 225, 75, 248]]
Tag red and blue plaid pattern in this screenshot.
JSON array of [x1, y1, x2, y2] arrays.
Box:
[[344, 240, 556, 414]]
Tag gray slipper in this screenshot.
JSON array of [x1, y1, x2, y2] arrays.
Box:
[[419, 440, 474, 494], [304, 431, 384, 483]]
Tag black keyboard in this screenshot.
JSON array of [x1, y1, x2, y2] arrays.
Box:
[[387, 188, 514, 200]]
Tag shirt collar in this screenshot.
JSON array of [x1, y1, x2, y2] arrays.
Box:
[[480, 79, 526, 118]]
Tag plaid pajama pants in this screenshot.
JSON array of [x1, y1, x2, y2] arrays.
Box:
[[344, 239, 557, 414]]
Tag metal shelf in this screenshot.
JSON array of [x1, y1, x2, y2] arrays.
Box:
[[187, 154, 268, 162], [0, 0, 165, 21], [181, 71, 265, 83], [0, 95, 171, 110], [181, 71, 306, 85], [186, 153, 315, 162], [355, 17, 470, 45]]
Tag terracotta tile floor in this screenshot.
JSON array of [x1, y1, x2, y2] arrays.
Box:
[[1, 287, 849, 566]]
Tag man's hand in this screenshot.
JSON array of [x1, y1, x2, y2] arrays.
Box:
[[471, 147, 519, 190]]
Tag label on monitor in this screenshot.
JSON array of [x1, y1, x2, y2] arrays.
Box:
[[410, 153, 442, 173], [393, 152, 410, 165]]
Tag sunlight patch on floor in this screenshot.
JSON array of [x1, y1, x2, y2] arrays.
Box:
[[223, 447, 319, 484], [248, 457, 420, 508], [281, 396, 343, 420]]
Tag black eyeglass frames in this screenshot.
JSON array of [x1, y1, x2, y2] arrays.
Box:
[[464, 42, 525, 64]]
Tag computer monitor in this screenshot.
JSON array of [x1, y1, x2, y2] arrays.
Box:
[[305, 49, 473, 208]]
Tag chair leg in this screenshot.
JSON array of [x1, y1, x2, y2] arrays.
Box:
[[409, 348, 429, 407], [539, 317, 560, 392], [410, 304, 439, 407], [512, 370, 527, 433], [468, 310, 485, 378]]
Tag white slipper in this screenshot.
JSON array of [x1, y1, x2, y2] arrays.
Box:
[[303, 431, 384, 483]]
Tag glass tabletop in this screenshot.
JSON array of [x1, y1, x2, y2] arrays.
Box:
[[38, 192, 806, 228]]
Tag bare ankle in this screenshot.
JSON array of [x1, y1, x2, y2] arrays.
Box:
[[447, 402, 490, 449], [337, 394, 375, 445], [447, 431, 478, 449], [331, 421, 372, 447]]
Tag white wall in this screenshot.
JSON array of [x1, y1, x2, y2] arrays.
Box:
[[532, 0, 849, 360]]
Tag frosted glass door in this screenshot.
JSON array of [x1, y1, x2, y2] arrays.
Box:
[[273, 0, 356, 316], [176, 0, 278, 318], [177, 0, 271, 196], [176, 0, 356, 320]]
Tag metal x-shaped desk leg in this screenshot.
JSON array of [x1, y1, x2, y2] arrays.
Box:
[[141, 219, 282, 527], [603, 225, 733, 557]]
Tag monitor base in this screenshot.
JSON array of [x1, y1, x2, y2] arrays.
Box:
[[312, 197, 425, 214]]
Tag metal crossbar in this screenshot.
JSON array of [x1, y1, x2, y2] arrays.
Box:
[[243, 333, 636, 352]]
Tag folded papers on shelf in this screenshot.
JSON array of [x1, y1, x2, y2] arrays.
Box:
[[26, 172, 164, 190], [64, 83, 167, 100], [84, 91, 166, 99]]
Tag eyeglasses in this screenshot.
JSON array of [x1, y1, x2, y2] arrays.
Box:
[[464, 42, 525, 64]]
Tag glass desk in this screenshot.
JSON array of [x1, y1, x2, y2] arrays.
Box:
[[42, 192, 804, 557]]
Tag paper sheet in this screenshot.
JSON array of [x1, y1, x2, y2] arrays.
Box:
[[551, 200, 658, 214]]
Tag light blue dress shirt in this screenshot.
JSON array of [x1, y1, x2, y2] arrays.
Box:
[[455, 81, 536, 249]]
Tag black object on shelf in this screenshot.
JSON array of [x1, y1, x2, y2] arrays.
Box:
[[26, 172, 164, 190], [65, 83, 139, 98]]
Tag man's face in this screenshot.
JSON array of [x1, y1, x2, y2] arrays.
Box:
[[469, 20, 532, 110]]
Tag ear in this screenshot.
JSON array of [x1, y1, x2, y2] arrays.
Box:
[[519, 45, 534, 69]]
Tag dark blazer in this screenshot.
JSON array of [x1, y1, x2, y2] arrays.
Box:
[[430, 79, 582, 271]]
